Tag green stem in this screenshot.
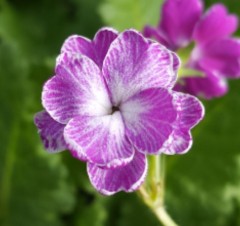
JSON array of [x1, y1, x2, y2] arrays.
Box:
[[138, 155, 178, 226], [152, 205, 178, 226]]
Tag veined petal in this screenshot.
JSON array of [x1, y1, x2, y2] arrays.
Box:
[[92, 27, 118, 68], [59, 27, 118, 68], [143, 25, 171, 49], [161, 130, 192, 155], [172, 92, 204, 129], [172, 50, 181, 75], [87, 151, 147, 195], [60, 35, 95, 62], [121, 88, 177, 155], [34, 111, 67, 152], [193, 4, 238, 44], [42, 55, 111, 124], [64, 113, 134, 168], [102, 29, 179, 105], [161, 92, 204, 154], [175, 72, 228, 99], [195, 38, 240, 77], [159, 0, 203, 50]]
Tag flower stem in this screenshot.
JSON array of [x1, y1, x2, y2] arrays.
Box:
[[152, 205, 178, 226], [138, 155, 178, 226]]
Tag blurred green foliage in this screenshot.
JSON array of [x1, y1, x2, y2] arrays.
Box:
[[99, 0, 162, 31], [167, 81, 240, 226], [0, 0, 240, 226]]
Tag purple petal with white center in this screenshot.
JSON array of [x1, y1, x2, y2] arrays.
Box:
[[121, 88, 177, 155], [102, 29, 179, 105], [195, 38, 240, 77], [60, 28, 118, 68], [175, 72, 228, 99], [193, 4, 238, 45], [161, 92, 204, 154], [64, 113, 134, 168], [87, 151, 147, 195], [42, 55, 111, 124], [158, 0, 203, 50], [34, 111, 67, 152]]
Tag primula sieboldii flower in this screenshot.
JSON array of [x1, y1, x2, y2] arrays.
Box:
[[34, 28, 204, 195], [144, 0, 240, 99]]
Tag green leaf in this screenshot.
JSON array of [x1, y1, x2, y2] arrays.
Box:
[[166, 81, 240, 226], [99, 0, 163, 31], [0, 39, 75, 226], [74, 196, 107, 226], [94, 193, 159, 226], [0, 0, 103, 61]]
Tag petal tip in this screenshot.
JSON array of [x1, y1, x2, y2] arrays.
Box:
[[87, 152, 147, 196]]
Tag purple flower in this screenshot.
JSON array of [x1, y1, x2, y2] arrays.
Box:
[[34, 28, 204, 195], [144, 0, 240, 99]]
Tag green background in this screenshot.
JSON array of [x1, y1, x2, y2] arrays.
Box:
[[0, 0, 240, 225]]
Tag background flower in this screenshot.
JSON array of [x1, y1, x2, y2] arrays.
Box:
[[144, 0, 240, 99]]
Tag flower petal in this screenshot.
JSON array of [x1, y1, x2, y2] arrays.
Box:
[[161, 92, 204, 154], [193, 4, 238, 44], [196, 38, 240, 77], [42, 55, 111, 124], [121, 88, 177, 155], [175, 72, 228, 99], [162, 130, 192, 155], [34, 111, 67, 152], [173, 92, 204, 128], [60, 35, 95, 62], [92, 27, 118, 68], [102, 29, 179, 105], [143, 25, 171, 49], [159, 0, 203, 50], [64, 113, 134, 168], [87, 151, 147, 195], [59, 27, 118, 68]]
